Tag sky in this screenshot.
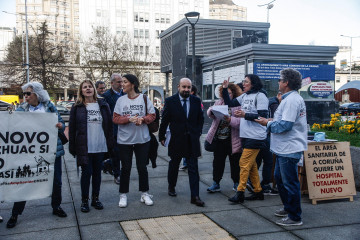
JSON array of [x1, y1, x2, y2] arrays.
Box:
[[1, 0, 360, 56], [232, 0, 360, 57]]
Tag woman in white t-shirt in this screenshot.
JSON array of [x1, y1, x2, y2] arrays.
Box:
[[113, 74, 156, 208], [222, 74, 269, 203], [69, 80, 114, 213]]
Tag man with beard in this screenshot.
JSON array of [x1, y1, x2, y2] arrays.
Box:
[[159, 78, 205, 207]]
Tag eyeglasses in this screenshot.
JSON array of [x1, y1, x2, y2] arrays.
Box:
[[23, 92, 32, 96]]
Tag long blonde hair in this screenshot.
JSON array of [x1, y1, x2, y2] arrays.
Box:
[[75, 80, 97, 105]]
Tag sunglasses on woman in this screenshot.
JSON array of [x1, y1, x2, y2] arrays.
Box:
[[23, 92, 32, 96]]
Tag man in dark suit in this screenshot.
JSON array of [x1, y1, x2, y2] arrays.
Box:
[[103, 73, 124, 184], [159, 78, 205, 207]]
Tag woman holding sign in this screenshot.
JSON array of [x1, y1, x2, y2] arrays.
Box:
[[6, 82, 67, 229], [205, 83, 242, 193], [68, 80, 114, 213]]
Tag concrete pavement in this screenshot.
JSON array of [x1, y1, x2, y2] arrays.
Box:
[[1, 135, 359, 239]]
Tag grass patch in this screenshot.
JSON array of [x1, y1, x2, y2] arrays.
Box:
[[313, 130, 360, 147]]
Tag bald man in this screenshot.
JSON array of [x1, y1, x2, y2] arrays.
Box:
[[159, 78, 205, 207]]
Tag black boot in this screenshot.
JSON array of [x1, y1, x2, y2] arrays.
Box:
[[245, 191, 264, 200], [228, 191, 245, 203], [6, 215, 18, 228], [81, 197, 90, 213], [91, 194, 104, 210]]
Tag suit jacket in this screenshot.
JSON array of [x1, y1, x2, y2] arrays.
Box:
[[159, 93, 204, 158], [103, 88, 124, 137]]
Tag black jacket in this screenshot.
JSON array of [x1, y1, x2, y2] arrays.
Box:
[[69, 99, 114, 166], [159, 93, 204, 158]]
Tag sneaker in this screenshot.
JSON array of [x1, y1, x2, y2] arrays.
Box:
[[114, 176, 120, 185], [261, 185, 279, 196], [276, 217, 303, 226], [274, 208, 288, 217], [269, 188, 279, 195], [207, 182, 221, 193], [119, 194, 127, 208], [246, 181, 254, 193], [232, 183, 239, 192], [140, 192, 154, 206], [244, 191, 264, 201], [179, 165, 188, 171]]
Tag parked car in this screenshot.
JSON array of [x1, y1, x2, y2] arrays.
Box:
[[56, 105, 70, 122], [0, 100, 11, 111], [64, 102, 75, 111], [339, 102, 360, 115]]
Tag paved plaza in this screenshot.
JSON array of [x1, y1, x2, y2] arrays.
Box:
[[1, 135, 359, 240]]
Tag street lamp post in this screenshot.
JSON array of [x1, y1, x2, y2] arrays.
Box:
[[185, 11, 200, 87], [340, 35, 360, 82], [3, 1, 30, 83], [258, 0, 276, 23], [25, 0, 30, 83]]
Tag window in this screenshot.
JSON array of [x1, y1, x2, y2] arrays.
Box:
[[155, 14, 160, 23], [134, 29, 138, 38], [145, 13, 149, 22], [139, 12, 144, 22], [96, 9, 101, 17], [347, 76, 350, 82], [134, 13, 138, 22], [140, 46, 144, 55], [116, 27, 122, 34], [145, 46, 149, 55], [134, 45, 139, 55], [335, 76, 340, 83], [166, 14, 170, 24], [116, 9, 121, 17], [139, 29, 144, 38], [145, 29, 149, 38], [156, 46, 160, 56], [357, 76, 360, 80], [156, 30, 160, 39], [69, 72, 74, 81]]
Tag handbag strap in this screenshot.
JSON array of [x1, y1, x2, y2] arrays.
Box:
[[143, 94, 148, 115]]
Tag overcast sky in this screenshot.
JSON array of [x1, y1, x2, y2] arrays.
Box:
[[233, 0, 360, 57]]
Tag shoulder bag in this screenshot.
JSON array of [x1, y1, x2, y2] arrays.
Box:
[[143, 94, 159, 133]]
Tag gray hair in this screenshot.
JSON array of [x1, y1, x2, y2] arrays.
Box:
[[280, 68, 302, 91], [21, 82, 50, 102], [95, 80, 105, 88], [110, 73, 122, 82]]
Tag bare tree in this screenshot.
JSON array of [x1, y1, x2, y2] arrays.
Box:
[[0, 21, 72, 93], [80, 26, 157, 87]]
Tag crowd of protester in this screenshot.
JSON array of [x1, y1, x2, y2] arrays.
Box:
[[2, 68, 307, 228]]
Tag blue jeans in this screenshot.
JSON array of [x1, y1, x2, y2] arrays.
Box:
[[274, 155, 302, 221], [80, 153, 104, 198], [12, 156, 63, 215]]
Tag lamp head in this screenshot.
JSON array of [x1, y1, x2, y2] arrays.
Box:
[[185, 12, 200, 18]]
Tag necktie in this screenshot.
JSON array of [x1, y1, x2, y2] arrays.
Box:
[[182, 99, 187, 118]]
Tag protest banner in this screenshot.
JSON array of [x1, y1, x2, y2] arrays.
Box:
[[0, 111, 58, 202], [304, 141, 356, 204]]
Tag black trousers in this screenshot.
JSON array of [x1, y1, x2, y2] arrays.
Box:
[[118, 141, 150, 193], [168, 156, 200, 198], [213, 138, 241, 184]]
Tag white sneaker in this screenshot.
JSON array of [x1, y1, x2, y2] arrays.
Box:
[[140, 192, 154, 206], [118, 194, 127, 208]]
